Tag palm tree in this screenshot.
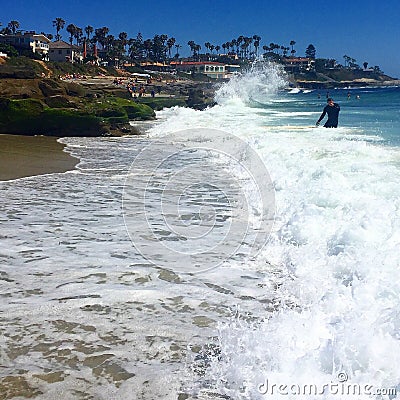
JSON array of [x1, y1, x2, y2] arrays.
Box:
[[118, 31, 128, 55], [94, 27, 109, 50], [53, 17, 65, 41], [66, 24, 78, 62], [253, 35, 261, 56], [167, 37, 176, 58], [144, 39, 152, 59], [290, 40, 296, 57], [187, 40, 195, 57], [236, 36, 244, 56], [284, 47, 290, 57], [245, 37, 253, 58], [194, 44, 201, 60], [230, 39, 237, 55], [7, 20, 20, 34], [105, 34, 115, 51], [174, 43, 181, 58], [66, 24, 77, 46], [74, 27, 83, 45], [85, 25, 93, 40]]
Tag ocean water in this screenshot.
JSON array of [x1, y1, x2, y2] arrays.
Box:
[[1, 64, 400, 399]]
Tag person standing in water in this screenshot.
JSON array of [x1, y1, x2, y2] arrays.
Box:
[[316, 98, 340, 128]]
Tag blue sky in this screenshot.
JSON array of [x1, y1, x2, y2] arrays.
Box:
[[2, 0, 399, 77]]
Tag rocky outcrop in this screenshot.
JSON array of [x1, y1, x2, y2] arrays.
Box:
[[44, 95, 77, 108], [38, 79, 67, 97], [0, 97, 155, 137], [186, 87, 216, 110]]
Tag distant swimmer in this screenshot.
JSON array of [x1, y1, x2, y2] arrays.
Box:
[[316, 98, 340, 128]]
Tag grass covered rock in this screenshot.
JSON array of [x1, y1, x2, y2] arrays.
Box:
[[0, 97, 155, 137]]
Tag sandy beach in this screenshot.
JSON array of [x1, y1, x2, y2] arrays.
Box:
[[0, 134, 78, 181]]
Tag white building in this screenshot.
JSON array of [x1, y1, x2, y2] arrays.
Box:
[[0, 32, 50, 58], [283, 57, 315, 73], [48, 40, 83, 63], [170, 61, 226, 79]]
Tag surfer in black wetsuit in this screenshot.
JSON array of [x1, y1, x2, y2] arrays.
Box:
[[316, 98, 340, 128]]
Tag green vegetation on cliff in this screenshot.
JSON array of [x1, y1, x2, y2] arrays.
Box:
[[0, 98, 106, 136], [138, 97, 187, 110], [87, 97, 156, 121], [0, 57, 156, 136], [0, 97, 155, 136]]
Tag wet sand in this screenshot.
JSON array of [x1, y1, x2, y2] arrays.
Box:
[[0, 134, 78, 181]]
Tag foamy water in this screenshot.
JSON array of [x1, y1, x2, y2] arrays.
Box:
[[1, 65, 400, 399]]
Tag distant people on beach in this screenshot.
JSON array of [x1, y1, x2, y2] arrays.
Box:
[[316, 98, 340, 128], [59, 73, 87, 80]]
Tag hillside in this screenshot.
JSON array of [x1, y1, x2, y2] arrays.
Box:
[[0, 57, 157, 136], [0, 57, 218, 136]]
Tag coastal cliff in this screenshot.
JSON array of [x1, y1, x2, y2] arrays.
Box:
[[0, 58, 158, 136], [0, 57, 217, 136]]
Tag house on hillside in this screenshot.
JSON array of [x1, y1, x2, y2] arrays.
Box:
[[283, 57, 315, 73], [170, 61, 226, 79], [0, 31, 50, 58], [48, 40, 83, 63]]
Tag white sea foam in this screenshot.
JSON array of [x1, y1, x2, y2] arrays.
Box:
[[1, 64, 400, 399], [214, 61, 287, 106], [177, 66, 400, 399]]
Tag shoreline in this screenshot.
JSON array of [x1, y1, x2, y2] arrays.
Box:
[[0, 134, 79, 181]]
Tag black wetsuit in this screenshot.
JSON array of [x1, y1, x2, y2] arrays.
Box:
[[317, 103, 340, 128]]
